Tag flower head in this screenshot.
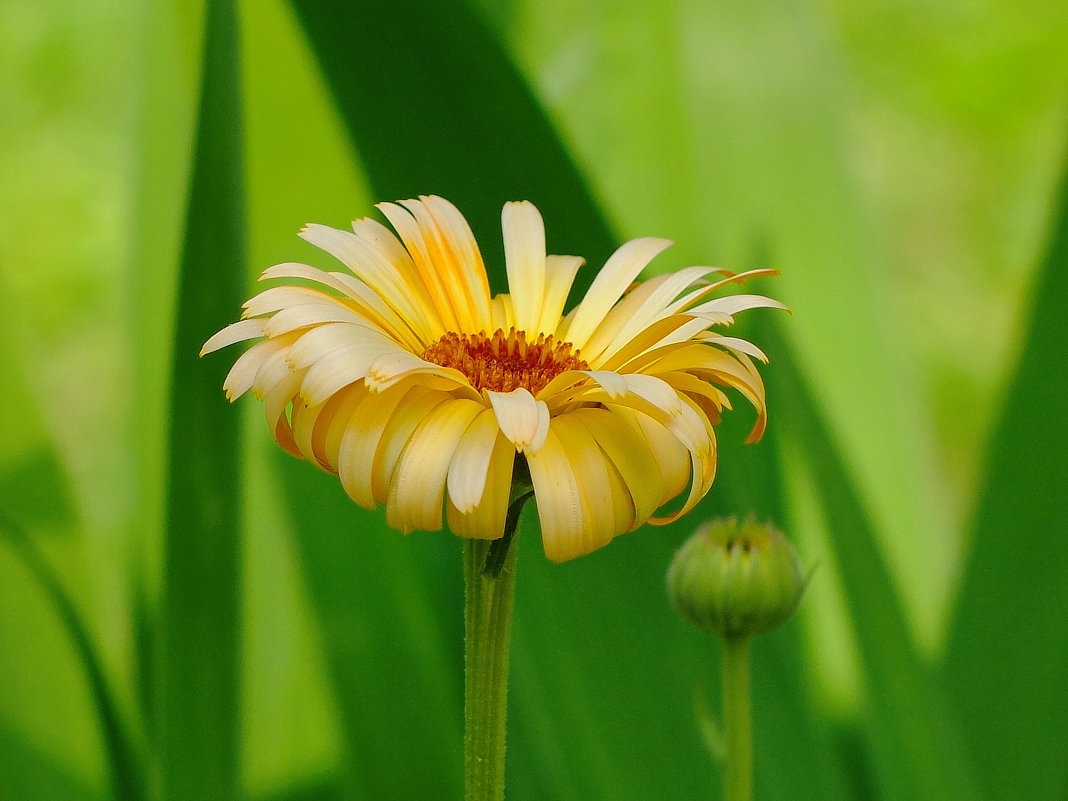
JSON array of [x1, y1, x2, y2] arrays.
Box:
[[667, 517, 806, 637], [202, 196, 785, 561]]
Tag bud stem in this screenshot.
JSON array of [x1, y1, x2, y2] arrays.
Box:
[[722, 634, 753, 801], [464, 533, 519, 801]]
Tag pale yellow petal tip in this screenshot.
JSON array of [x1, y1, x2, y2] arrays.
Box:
[[487, 389, 550, 454], [542, 539, 594, 564]]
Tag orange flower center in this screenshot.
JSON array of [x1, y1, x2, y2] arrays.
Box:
[[421, 327, 588, 394]]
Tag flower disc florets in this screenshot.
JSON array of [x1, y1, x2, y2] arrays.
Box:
[[202, 195, 786, 561], [421, 328, 588, 394]]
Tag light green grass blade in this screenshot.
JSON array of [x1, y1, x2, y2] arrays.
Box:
[[0, 315, 136, 801], [944, 153, 1068, 801], [765, 323, 981, 801], [0, 516, 145, 801], [0, 721, 104, 801], [159, 0, 246, 797], [273, 456, 465, 800]]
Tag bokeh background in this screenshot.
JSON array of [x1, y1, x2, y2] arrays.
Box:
[[2, 0, 1066, 799]]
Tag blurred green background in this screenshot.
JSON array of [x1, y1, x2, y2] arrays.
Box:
[[2, 0, 1066, 799]]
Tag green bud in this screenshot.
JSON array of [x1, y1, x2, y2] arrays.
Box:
[[667, 517, 806, 638]]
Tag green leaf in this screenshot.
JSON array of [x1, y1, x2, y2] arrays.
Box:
[[944, 153, 1068, 801], [159, 0, 246, 797], [274, 457, 464, 800], [0, 516, 145, 801], [0, 720, 105, 801], [764, 324, 982, 801]]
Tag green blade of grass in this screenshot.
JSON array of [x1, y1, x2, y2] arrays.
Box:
[[0, 516, 145, 801], [273, 455, 465, 800], [0, 720, 104, 801], [944, 153, 1068, 801], [1, 309, 140, 800], [159, 0, 246, 797], [765, 322, 982, 801]]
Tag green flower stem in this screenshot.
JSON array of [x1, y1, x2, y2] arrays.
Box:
[[464, 535, 519, 801], [722, 634, 753, 801]]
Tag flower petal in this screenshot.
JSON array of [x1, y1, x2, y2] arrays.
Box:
[[524, 425, 583, 560], [365, 350, 479, 397], [242, 285, 336, 317], [418, 195, 494, 332], [539, 255, 584, 335], [319, 381, 370, 471], [263, 302, 370, 338], [689, 294, 789, 317], [487, 388, 550, 454], [700, 334, 769, 362], [377, 201, 461, 332], [397, 198, 482, 332], [222, 334, 291, 400], [490, 294, 514, 332], [252, 339, 300, 400], [595, 315, 707, 373], [579, 370, 628, 399], [562, 237, 673, 350], [570, 406, 663, 525], [502, 201, 546, 334], [633, 412, 691, 506], [262, 368, 304, 458], [526, 416, 631, 561], [447, 409, 508, 513], [387, 398, 484, 533], [446, 434, 514, 540], [287, 322, 389, 370], [578, 265, 712, 364], [337, 384, 445, 508], [647, 395, 718, 524], [300, 338, 404, 406], [202, 318, 266, 356], [303, 221, 441, 340], [261, 262, 422, 350], [291, 395, 331, 470], [667, 269, 782, 315]]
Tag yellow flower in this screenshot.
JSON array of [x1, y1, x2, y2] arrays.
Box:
[[202, 196, 784, 561]]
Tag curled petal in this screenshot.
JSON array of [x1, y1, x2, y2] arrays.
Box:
[[300, 339, 405, 406], [487, 388, 550, 454], [446, 428, 515, 539], [447, 409, 508, 513], [690, 294, 789, 317], [202, 318, 265, 356]]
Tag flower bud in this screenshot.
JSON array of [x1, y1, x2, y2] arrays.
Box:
[[667, 517, 805, 638]]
